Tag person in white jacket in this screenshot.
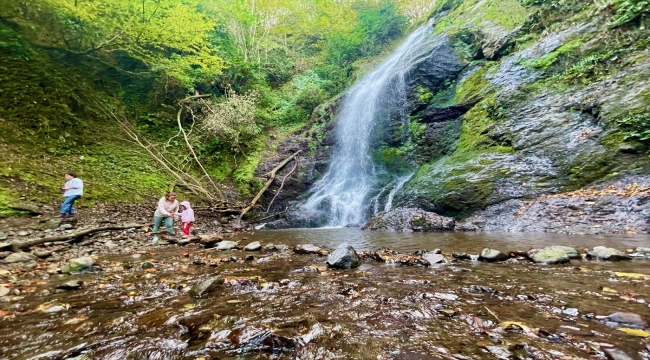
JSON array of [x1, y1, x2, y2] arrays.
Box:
[[152, 192, 179, 235]]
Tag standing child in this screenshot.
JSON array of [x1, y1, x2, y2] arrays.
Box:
[[177, 201, 195, 238], [57, 172, 83, 218]]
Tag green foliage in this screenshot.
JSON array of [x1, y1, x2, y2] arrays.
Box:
[[616, 110, 650, 142], [416, 87, 434, 103], [1, 0, 224, 90], [455, 63, 494, 104], [519, 38, 584, 70], [609, 0, 650, 27]]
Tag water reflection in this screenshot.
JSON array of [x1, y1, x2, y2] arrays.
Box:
[[239, 228, 650, 253]]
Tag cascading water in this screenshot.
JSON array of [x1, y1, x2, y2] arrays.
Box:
[[299, 21, 435, 227]]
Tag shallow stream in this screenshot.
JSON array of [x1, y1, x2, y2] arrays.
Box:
[[1, 229, 650, 359]]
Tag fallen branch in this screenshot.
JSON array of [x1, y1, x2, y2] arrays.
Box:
[[251, 209, 288, 224], [11, 223, 149, 251], [266, 156, 298, 213], [176, 95, 225, 201], [238, 150, 302, 222]]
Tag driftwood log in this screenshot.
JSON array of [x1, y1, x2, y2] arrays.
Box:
[[11, 223, 149, 252], [238, 150, 302, 222]]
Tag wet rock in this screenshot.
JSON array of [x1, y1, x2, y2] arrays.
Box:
[[422, 253, 446, 265], [188, 276, 224, 298], [217, 241, 238, 251], [294, 244, 322, 254], [244, 241, 261, 251], [199, 234, 223, 247], [178, 239, 191, 246], [362, 207, 455, 232], [4, 252, 36, 263], [452, 252, 471, 260], [275, 244, 291, 252], [141, 262, 155, 269], [606, 312, 648, 329], [587, 246, 631, 261], [262, 243, 276, 253], [478, 22, 519, 60], [479, 248, 508, 262], [603, 348, 635, 360], [326, 243, 360, 269], [530, 246, 574, 264], [56, 280, 83, 290], [61, 256, 95, 274], [36, 303, 70, 313], [635, 247, 650, 255]]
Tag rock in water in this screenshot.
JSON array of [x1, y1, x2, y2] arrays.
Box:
[[422, 253, 446, 265], [61, 256, 95, 274], [244, 241, 261, 251], [606, 312, 648, 329], [262, 243, 276, 253], [326, 244, 361, 269], [57, 280, 83, 290], [4, 252, 36, 263], [531, 246, 573, 264], [294, 244, 322, 254], [189, 276, 224, 298], [199, 234, 223, 247], [587, 246, 631, 261], [479, 248, 508, 262], [217, 241, 238, 251], [362, 208, 455, 232]]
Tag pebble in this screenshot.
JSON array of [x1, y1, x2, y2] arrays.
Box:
[[17, 231, 29, 237]]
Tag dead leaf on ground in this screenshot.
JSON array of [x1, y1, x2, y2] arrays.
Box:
[[617, 328, 650, 337]]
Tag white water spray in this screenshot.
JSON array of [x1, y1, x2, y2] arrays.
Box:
[[300, 21, 434, 227]]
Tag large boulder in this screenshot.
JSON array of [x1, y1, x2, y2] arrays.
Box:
[[362, 207, 455, 232], [326, 244, 360, 269], [4, 252, 36, 263], [61, 256, 95, 274], [587, 246, 630, 261], [531, 246, 579, 264]]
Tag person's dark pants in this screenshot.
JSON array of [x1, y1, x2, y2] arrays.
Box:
[[60, 195, 81, 215]]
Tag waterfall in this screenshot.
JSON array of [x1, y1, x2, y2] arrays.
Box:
[[299, 21, 434, 227]]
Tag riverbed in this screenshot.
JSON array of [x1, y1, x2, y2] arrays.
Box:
[[1, 228, 650, 359]]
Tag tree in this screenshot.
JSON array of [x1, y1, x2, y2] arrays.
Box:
[[0, 0, 224, 88]]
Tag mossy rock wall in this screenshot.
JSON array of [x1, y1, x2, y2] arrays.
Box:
[[391, 0, 650, 219]]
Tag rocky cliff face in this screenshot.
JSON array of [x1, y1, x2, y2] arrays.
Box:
[[258, 0, 650, 233]]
